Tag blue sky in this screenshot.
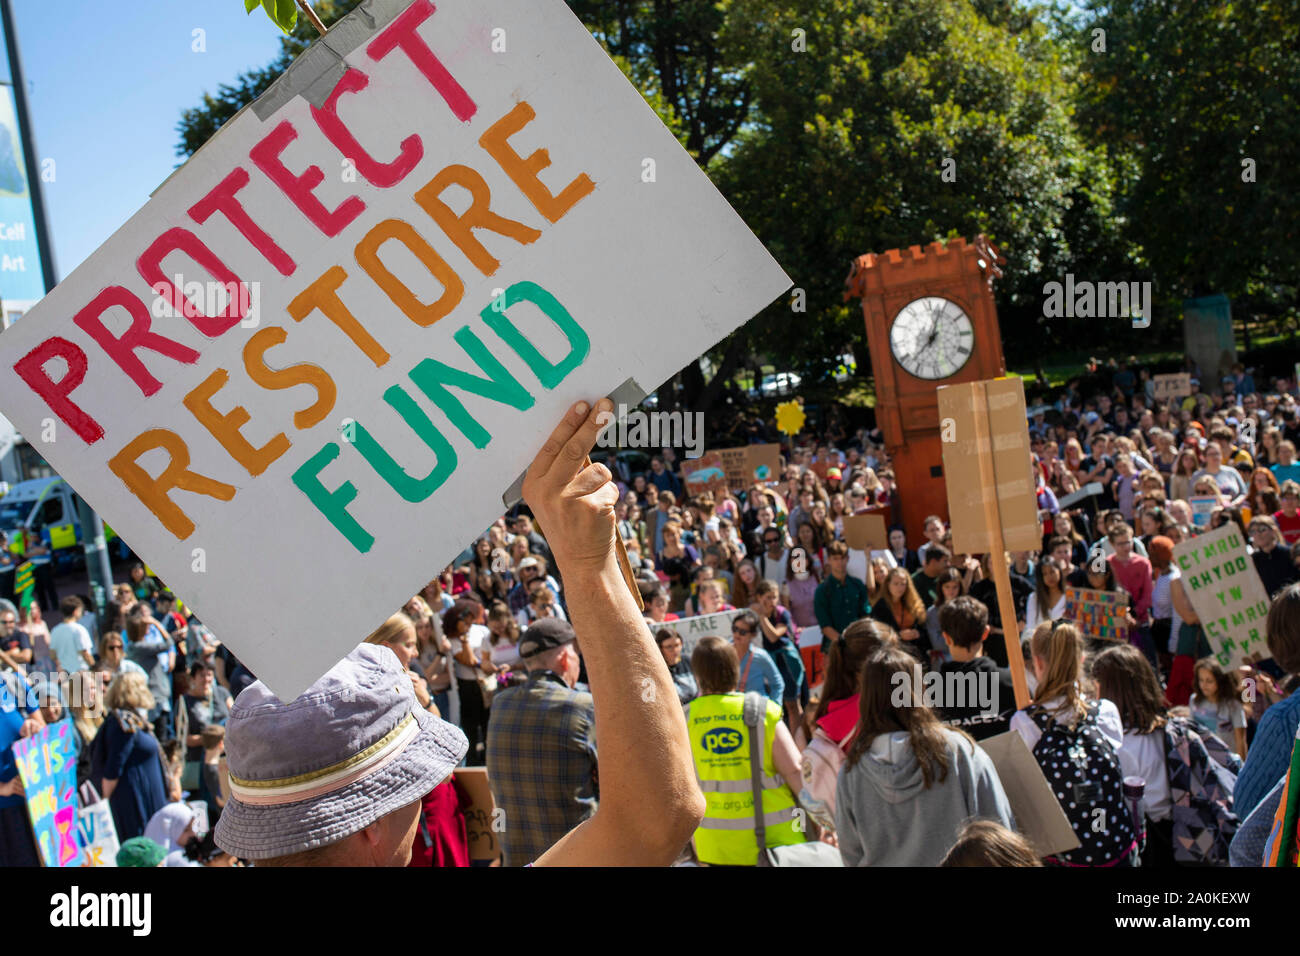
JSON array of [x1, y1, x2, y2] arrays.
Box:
[[0, 0, 286, 280]]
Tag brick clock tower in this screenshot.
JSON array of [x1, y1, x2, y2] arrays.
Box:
[[844, 235, 1007, 540]]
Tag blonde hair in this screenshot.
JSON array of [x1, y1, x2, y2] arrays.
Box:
[[403, 594, 433, 622], [365, 612, 415, 649], [66, 671, 104, 743], [105, 671, 155, 712], [1029, 620, 1088, 726]]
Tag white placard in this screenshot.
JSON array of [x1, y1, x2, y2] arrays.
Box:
[[0, 0, 789, 698]]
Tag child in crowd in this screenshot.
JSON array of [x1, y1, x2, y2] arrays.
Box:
[[1189, 657, 1248, 760]]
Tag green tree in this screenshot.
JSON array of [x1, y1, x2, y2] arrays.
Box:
[[177, 0, 363, 158], [1074, 1, 1299, 323], [718, 0, 1135, 385]]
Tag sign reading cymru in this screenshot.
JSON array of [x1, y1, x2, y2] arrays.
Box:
[[1173, 523, 1270, 670], [0, 0, 789, 698]]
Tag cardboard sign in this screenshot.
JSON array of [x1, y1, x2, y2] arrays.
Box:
[[455, 766, 501, 864], [1190, 496, 1218, 529], [646, 608, 743, 658], [715, 444, 781, 490], [0, 0, 789, 699], [938, 377, 1036, 710], [978, 731, 1081, 860], [681, 452, 729, 499], [841, 512, 887, 553], [1173, 523, 1271, 669], [1063, 586, 1129, 642], [12, 723, 82, 867], [938, 378, 1040, 554], [1152, 373, 1191, 401]]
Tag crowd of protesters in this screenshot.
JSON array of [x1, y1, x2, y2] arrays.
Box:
[[2, 359, 1300, 866]]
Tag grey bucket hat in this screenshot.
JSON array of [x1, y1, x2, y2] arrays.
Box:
[[214, 643, 467, 860]]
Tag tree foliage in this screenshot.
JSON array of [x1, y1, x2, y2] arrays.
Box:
[[1074, 0, 1300, 314], [177, 1, 363, 158], [717, 0, 1134, 379]]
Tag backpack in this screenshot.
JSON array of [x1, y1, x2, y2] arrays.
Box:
[[1028, 702, 1136, 865], [799, 724, 857, 832], [1163, 715, 1240, 865]]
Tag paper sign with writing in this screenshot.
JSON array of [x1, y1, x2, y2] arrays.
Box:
[[76, 793, 119, 868], [681, 452, 729, 499], [455, 766, 501, 863], [1063, 586, 1129, 642], [13, 724, 82, 867], [0, 0, 789, 699], [1190, 496, 1218, 529], [646, 608, 743, 658], [1173, 523, 1271, 670], [1152, 373, 1191, 401], [715, 444, 781, 490]]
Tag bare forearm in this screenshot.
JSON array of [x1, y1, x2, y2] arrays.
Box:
[[545, 557, 702, 863]]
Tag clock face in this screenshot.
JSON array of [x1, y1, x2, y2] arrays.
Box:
[[889, 296, 975, 380]]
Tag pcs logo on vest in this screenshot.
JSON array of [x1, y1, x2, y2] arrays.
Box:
[[700, 727, 744, 755]]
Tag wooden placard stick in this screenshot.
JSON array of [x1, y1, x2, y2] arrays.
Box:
[[531, 455, 643, 612], [297, 0, 328, 36], [969, 381, 1031, 710]]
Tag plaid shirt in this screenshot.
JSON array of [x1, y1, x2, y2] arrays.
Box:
[[486, 670, 597, 866]]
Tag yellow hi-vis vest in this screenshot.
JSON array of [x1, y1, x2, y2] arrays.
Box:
[[689, 691, 804, 865]]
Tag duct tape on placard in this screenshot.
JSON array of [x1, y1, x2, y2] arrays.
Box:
[[501, 377, 649, 509], [152, 0, 410, 197], [254, 0, 410, 118]]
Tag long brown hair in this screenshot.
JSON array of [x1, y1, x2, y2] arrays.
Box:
[[845, 645, 971, 789], [1029, 620, 1088, 726], [940, 819, 1042, 867], [811, 619, 897, 727], [1091, 643, 1168, 734], [882, 567, 925, 624]]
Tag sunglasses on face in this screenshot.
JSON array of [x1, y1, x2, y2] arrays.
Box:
[[732, 627, 756, 636]]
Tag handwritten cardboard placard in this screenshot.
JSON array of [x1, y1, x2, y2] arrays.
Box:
[[455, 766, 501, 864], [1063, 586, 1129, 642], [12, 723, 81, 867], [681, 452, 729, 499], [1152, 373, 1191, 401], [0, 0, 789, 699], [1173, 523, 1271, 670], [646, 608, 743, 658], [715, 444, 781, 490]]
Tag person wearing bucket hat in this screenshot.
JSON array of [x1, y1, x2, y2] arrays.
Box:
[[217, 401, 704, 866], [214, 642, 468, 864], [116, 836, 166, 867]]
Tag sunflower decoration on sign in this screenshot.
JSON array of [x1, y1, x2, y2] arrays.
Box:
[[775, 400, 806, 437]]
